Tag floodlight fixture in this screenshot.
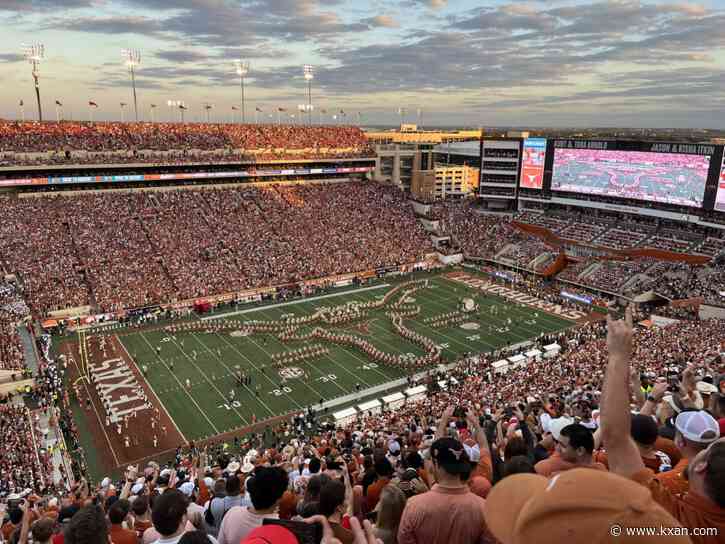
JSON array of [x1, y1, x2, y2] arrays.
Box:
[[122, 48, 141, 121], [234, 59, 250, 123], [22, 42, 45, 121]]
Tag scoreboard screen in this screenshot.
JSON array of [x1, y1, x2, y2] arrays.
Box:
[[551, 141, 711, 208], [520, 138, 546, 189], [716, 154, 725, 212]]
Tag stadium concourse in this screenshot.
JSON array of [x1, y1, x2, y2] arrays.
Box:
[[0, 125, 723, 544]]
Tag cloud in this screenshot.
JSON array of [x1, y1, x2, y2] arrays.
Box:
[[52, 16, 164, 36], [0, 0, 92, 11], [155, 50, 209, 63], [362, 15, 399, 28]]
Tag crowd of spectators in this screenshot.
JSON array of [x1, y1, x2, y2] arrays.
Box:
[[0, 182, 432, 316], [0, 122, 374, 166], [2, 308, 723, 544], [0, 282, 28, 371]]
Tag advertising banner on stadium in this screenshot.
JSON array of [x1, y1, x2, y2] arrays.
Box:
[[0, 166, 374, 188], [551, 140, 714, 208], [520, 138, 546, 190], [560, 290, 593, 305]]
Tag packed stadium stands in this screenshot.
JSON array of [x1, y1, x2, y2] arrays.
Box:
[[0, 182, 432, 316], [1, 120, 725, 544], [0, 121, 375, 166]]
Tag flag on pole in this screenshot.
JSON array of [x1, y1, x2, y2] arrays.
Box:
[[321, 109, 327, 114], [55, 100, 63, 106], [120, 102, 127, 107], [19, 100, 24, 107], [255, 107, 263, 112], [277, 107, 286, 112], [232, 106, 239, 111], [339, 109, 345, 114], [179, 104, 188, 110], [89, 101, 98, 108], [150, 104, 157, 108]]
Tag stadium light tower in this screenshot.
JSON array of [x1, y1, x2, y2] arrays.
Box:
[[234, 59, 249, 123], [203, 102, 214, 123], [303, 64, 314, 126], [22, 43, 45, 122], [122, 48, 141, 122]]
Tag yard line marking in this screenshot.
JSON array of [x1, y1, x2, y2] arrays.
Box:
[[117, 336, 188, 444], [216, 333, 304, 410], [191, 333, 275, 417], [167, 336, 249, 426], [202, 283, 391, 321], [138, 332, 220, 435], [254, 308, 364, 394], [430, 277, 568, 340]]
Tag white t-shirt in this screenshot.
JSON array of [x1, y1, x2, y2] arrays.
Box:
[[217, 507, 279, 544]]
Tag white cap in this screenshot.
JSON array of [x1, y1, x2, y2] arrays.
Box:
[[101, 477, 111, 488], [548, 417, 575, 441], [226, 461, 240, 473], [131, 483, 144, 495], [464, 444, 481, 463], [696, 381, 718, 395], [675, 411, 720, 443], [178, 482, 195, 497], [203, 477, 214, 489]]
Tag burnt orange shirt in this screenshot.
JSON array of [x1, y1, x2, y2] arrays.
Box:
[[365, 477, 390, 512], [277, 490, 299, 520], [633, 468, 725, 544], [110, 524, 139, 544], [535, 452, 607, 477], [654, 458, 690, 497]]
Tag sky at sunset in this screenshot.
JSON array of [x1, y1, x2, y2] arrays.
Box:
[[1, 0, 725, 127]]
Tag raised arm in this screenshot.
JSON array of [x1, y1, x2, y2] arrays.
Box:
[[600, 306, 645, 479], [435, 406, 455, 439]]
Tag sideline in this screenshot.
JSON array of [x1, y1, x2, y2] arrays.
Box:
[[201, 283, 391, 321]]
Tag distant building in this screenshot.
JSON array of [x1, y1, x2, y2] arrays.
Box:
[[434, 165, 480, 199], [374, 143, 434, 191]]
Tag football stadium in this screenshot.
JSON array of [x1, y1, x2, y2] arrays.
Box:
[[2, 4, 725, 544]]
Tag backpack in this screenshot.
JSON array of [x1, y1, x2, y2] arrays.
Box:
[[204, 496, 232, 526]]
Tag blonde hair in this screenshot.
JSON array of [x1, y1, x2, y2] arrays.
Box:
[[375, 485, 407, 542]]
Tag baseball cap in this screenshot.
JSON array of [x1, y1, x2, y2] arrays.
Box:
[[463, 443, 481, 463], [178, 482, 195, 497], [243, 524, 298, 544], [430, 437, 470, 475], [696, 381, 718, 395], [388, 439, 401, 455], [548, 417, 574, 441], [675, 410, 720, 443], [484, 469, 690, 544], [131, 483, 144, 495]]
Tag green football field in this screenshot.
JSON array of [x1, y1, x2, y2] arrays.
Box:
[[116, 271, 574, 443]]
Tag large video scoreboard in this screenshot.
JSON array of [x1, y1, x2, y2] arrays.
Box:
[[547, 139, 721, 210]]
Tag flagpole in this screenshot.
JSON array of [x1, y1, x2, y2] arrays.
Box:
[[89, 104, 93, 123], [20, 102, 25, 122]]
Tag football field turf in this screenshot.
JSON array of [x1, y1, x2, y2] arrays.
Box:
[[116, 271, 574, 442]]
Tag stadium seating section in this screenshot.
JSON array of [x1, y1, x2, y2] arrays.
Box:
[[0, 121, 375, 165]]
